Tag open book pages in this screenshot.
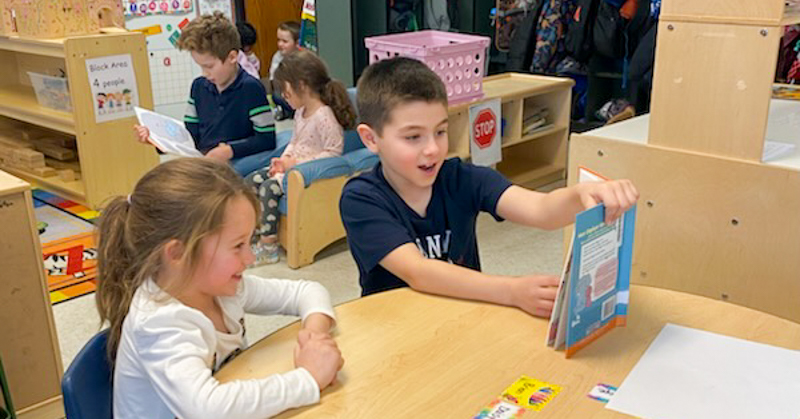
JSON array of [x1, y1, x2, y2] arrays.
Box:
[[134, 107, 203, 158]]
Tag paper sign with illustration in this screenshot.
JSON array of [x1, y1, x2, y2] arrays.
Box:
[[86, 54, 139, 123], [198, 0, 233, 19], [469, 98, 502, 167], [134, 107, 203, 157]]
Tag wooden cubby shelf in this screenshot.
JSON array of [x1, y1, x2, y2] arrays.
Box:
[[447, 72, 573, 189], [0, 31, 158, 208]]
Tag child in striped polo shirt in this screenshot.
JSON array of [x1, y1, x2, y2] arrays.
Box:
[[135, 12, 277, 176]]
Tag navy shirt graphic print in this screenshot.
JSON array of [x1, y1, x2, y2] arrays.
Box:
[[340, 158, 513, 296]]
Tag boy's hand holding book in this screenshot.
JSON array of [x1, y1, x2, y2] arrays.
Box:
[[576, 180, 639, 224], [510, 274, 560, 318], [133, 124, 151, 144]]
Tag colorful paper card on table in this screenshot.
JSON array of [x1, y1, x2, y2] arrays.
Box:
[[500, 375, 561, 411], [473, 398, 526, 419], [587, 383, 617, 403]]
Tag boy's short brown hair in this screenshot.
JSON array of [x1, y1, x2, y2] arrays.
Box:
[[356, 57, 448, 135], [177, 12, 240, 61], [278, 21, 301, 42]]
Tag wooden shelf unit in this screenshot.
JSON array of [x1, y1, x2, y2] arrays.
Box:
[[569, 0, 800, 324], [0, 171, 65, 418], [447, 73, 574, 189], [0, 32, 158, 208]]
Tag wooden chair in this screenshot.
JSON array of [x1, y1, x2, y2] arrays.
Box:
[[277, 88, 378, 268]]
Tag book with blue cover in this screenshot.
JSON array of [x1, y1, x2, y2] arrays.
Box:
[[546, 168, 637, 358]]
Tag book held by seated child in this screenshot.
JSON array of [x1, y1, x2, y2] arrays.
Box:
[[134, 107, 203, 158], [546, 167, 637, 358]]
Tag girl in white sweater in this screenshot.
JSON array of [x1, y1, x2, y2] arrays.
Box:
[[95, 158, 343, 418]]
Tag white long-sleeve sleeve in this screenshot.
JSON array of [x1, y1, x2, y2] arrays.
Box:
[[238, 275, 336, 325], [113, 276, 336, 419]]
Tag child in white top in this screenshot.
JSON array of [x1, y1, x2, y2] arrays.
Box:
[[95, 158, 343, 419], [269, 21, 300, 80], [269, 21, 300, 120], [245, 50, 357, 265]]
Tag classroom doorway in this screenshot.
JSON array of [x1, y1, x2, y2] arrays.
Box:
[[242, 0, 301, 78]]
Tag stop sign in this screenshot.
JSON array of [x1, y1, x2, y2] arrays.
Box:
[[473, 109, 496, 149]]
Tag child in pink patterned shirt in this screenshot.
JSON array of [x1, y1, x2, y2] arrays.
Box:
[[245, 50, 356, 265]]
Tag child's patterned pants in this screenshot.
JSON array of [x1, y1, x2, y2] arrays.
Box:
[[245, 168, 283, 240]]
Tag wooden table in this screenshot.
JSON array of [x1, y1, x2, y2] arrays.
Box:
[[215, 286, 800, 418]]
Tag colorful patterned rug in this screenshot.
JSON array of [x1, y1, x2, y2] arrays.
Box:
[[33, 190, 100, 305]]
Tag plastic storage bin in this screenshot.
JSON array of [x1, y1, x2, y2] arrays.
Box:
[[27, 72, 72, 112], [365, 30, 491, 104]]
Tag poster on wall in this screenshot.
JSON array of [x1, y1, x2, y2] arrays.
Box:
[[300, 0, 317, 52], [198, 0, 233, 19], [124, 0, 194, 17], [85, 54, 140, 124]]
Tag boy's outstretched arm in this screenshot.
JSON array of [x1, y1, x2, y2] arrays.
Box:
[[380, 244, 560, 318], [496, 180, 639, 230]]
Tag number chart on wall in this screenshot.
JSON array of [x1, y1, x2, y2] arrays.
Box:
[[148, 49, 195, 106]]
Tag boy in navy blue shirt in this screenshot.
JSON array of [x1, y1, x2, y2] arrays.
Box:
[[340, 57, 639, 317], [135, 12, 276, 176]]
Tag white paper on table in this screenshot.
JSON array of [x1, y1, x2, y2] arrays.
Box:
[[762, 140, 796, 162], [134, 107, 203, 158], [606, 323, 800, 419]]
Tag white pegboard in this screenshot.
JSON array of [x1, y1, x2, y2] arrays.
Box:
[[148, 49, 195, 107]]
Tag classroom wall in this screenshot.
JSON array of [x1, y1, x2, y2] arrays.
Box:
[[317, 0, 354, 86]]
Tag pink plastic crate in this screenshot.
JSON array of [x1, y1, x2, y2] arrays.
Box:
[[365, 30, 491, 104]]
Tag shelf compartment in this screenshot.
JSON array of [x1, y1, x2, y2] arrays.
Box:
[[1, 164, 85, 203], [497, 135, 567, 189], [522, 91, 569, 134], [501, 99, 523, 144], [447, 109, 471, 158], [503, 125, 567, 149], [0, 85, 75, 135], [500, 162, 565, 189], [0, 35, 65, 58]]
